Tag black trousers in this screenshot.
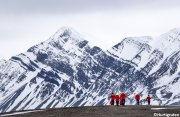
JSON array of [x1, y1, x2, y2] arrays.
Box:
[[116, 101, 119, 106], [122, 99, 125, 106], [148, 101, 150, 105], [136, 100, 139, 105], [111, 100, 114, 105]]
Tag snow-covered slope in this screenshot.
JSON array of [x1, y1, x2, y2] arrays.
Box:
[[0, 27, 179, 113], [106, 36, 153, 69]]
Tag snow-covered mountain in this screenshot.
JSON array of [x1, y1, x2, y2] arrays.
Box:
[[0, 27, 179, 113]]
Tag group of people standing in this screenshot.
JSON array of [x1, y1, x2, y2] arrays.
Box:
[[110, 92, 126, 106], [110, 92, 151, 106]]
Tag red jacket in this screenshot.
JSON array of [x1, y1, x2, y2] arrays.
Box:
[[146, 96, 151, 101], [135, 95, 140, 101], [115, 95, 120, 101], [110, 94, 115, 100], [120, 93, 126, 100]]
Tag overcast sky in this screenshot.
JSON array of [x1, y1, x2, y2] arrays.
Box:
[[1, 0, 180, 59]]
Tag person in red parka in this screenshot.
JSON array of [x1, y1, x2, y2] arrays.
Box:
[[146, 95, 151, 105], [115, 95, 120, 106], [120, 92, 126, 106], [135, 93, 140, 105], [110, 93, 115, 105]]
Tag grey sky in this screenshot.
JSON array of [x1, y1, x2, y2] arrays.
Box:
[[1, 0, 180, 59], [1, 0, 180, 14]]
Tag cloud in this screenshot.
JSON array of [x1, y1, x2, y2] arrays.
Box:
[[1, 0, 180, 59], [1, 0, 180, 15]]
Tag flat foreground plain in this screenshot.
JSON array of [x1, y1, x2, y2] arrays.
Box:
[[0, 105, 179, 117]]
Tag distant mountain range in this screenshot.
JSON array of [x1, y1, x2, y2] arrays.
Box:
[[0, 27, 179, 113]]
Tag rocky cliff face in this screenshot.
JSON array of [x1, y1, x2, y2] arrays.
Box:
[[0, 27, 179, 113]]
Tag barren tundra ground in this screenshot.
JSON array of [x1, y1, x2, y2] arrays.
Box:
[[0, 106, 179, 117]]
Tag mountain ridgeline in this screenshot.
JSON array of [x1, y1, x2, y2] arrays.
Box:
[[0, 27, 180, 113]]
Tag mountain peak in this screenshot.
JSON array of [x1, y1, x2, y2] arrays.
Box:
[[162, 28, 180, 38], [0, 59, 6, 63], [52, 26, 86, 42], [27, 27, 89, 54], [153, 28, 180, 56], [169, 28, 180, 33], [0, 59, 6, 68], [113, 36, 152, 49], [55, 26, 74, 37], [122, 36, 152, 44]]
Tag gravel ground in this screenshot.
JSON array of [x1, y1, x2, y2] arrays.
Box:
[[0, 106, 179, 117]]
